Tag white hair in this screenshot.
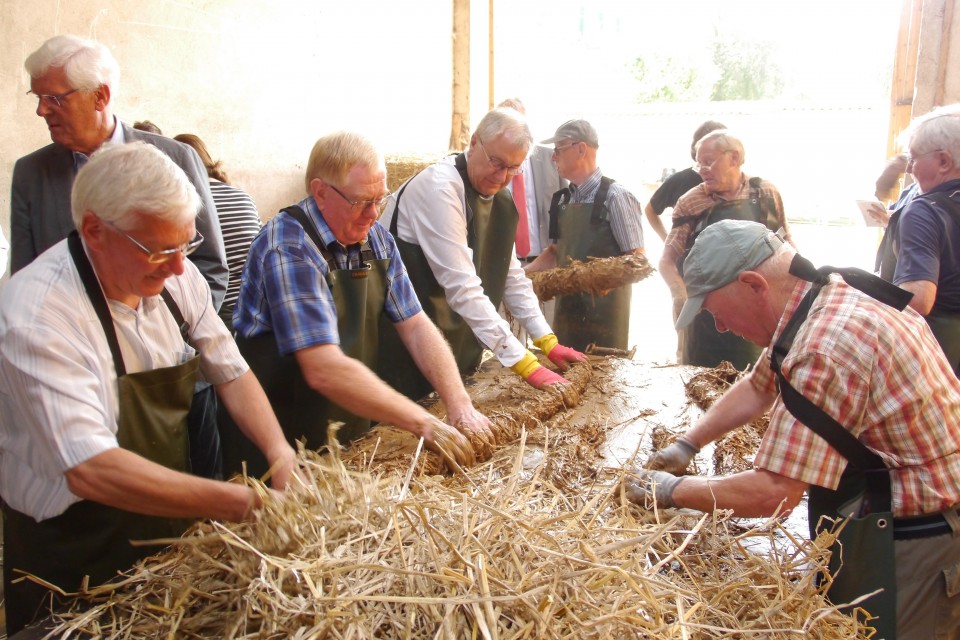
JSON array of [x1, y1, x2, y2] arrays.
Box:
[[25, 34, 120, 94], [903, 103, 960, 169], [71, 142, 200, 230]]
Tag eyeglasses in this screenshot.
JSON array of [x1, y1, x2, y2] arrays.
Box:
[[477, 137, 524, 176], [26, 88, 79, 109], [905, 149, 942, 165], [107, 221, 204, 263], [328, 183, 389, 212], [694, 150, 732, 173], [552, 143, 578, 156]]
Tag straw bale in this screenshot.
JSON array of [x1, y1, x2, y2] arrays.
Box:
[[527, 254, 655, 302], [45, 448, 869, 638], [385, 153, 445, 193]]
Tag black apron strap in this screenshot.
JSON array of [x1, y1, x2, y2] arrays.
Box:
[[68, 231, 127, 376], [590, 176, 615, 226], [548, 187, 570, 240]]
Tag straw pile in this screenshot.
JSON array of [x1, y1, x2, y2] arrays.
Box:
[[527, 254, 655, 302], [385, 153, 446, 193], [45, 446, 868, 639]]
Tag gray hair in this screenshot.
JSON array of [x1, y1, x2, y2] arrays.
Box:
[[25, 34, 120, 94], [904, 104, 960, 169], [71, 142, 200, 230], [696, 130, 746, 166], [304, 131, 383, 193], [474, 107, 533, 154]]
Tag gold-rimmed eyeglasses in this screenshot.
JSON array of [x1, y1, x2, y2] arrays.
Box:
[[328, 183, 389, 212], [477, 137, 524, 176], [107, 221, 204, 264], [26, 88, 79, 109], [694, 150, 732, 173]]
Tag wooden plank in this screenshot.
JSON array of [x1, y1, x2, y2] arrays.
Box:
[[450, 0, 471, 151], [886, 0, 923, 162]]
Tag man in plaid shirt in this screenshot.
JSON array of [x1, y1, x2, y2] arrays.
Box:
[[631, 220, 960, 639]]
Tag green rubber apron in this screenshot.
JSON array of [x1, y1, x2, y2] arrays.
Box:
[[379, 153, 517, 401], [224, 206, 388, 480], [2, 232, 197, 635], [770, 254, 914, 640], [676, 183, 778, 368], [549, 177, 631, 351]]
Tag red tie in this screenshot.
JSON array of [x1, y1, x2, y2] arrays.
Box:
[[513, 173, 530, 258]]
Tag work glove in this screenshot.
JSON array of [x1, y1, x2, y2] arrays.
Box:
[[511, 351, 571, 389], [624, 469, 684, 509], [646, 437, 700, 475], [533, 333, 587, 371]]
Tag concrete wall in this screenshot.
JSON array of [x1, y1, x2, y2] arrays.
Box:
[[1, 0, 464, 238]]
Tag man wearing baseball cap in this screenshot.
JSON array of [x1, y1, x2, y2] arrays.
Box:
[[628, 219, 960, 638], [527, 119, 645, 351]]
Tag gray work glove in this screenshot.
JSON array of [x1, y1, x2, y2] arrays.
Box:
[[646, 437, 699, 475], [624, 469, 684, 509]]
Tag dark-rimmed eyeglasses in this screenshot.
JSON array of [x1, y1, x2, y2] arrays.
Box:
[[328, 183, 389, 212], [107, 221, 204, 264], [477, 137, 524, 176], [552, 142, 578, 156], [26, 88, 80, 109]]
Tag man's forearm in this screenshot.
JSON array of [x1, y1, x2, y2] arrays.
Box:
[[684, 375, 775, 449], [672, 469, 807, 518]]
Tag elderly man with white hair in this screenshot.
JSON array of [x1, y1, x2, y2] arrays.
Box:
[[380, 107, 586, 402], [658, 130, 790, 369], [0, 143, 296, 634], [877, 104, 960, 375]]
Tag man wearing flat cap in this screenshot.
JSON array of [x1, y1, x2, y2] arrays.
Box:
[[526, 119, 645, 351], [629, 219, 960, 639]]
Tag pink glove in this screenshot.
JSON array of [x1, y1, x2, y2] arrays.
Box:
[[526, 365, 571, 389], [547, 344, 587, 370]]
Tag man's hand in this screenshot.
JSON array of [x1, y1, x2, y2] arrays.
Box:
[[526, 365, 571, 389], [447, 405, 494, 442], [624, 469, 683, 509], [646, 437, 699, 475], [424, 418, 476, 468], [533, 333, 586, 372], [265, 443, 299, 490]]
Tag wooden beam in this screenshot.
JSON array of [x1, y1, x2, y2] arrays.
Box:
[[450, 0, 470, 151], [488, 0, 495, 111], [887, 0, 923, 161]]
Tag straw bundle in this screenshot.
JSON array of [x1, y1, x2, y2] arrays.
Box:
[[527, 254, 655, 302], [385, 153, 445, 193], [46, 445, 869, 639]]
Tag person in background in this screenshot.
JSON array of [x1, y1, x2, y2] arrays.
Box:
[[174, 133, 262, 330], [0, 143, 296, 634], [525, 119, 645, 352], [631, 219, 960, 640], [11, 34, 228, 308], [659, 130, 790, 369], [227, 131, 487, 479], [878, 104, 960, 375], [644, 120, 727, 241], [380, 108, 586, 402], [133, 119, 163, 135]]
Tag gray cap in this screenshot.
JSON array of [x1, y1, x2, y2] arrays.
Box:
[[676, 220, 784, 329], [541, 119, 599, 148]]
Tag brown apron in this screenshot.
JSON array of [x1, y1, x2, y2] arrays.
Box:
[[221, 206, 388, 479], [549, 177, 631, 351], [2, 232, 198, 634]]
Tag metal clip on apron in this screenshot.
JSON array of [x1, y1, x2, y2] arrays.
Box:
[[379, 153, 517, 401], [2, 232, 198, 635], [225, 206, 389, 480], [548, 177, 631, 352], [770, 253, 913, 640]]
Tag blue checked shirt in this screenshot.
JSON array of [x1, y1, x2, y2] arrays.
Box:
[[567, 167, 645, 252], [233, 196, 422, 355]]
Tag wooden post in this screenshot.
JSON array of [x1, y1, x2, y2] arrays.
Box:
[[886, 0, 923, 162], [450, 0, 471, 151], [488, 0, 495, 111]]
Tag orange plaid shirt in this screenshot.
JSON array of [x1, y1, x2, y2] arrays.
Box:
[[751, 277, 960, 517]]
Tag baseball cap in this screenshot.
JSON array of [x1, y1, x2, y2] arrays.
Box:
[[675, 220, 785, 329], [541, 119, 599, 148]]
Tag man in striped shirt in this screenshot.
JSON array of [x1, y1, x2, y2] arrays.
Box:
[[631, 220, 960, 639]]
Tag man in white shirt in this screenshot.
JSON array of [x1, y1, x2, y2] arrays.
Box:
[[0, 142, 295, 634], [379, 107, 585, 402]]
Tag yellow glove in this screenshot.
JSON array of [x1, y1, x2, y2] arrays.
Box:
[[510, 351, 541, 379], [532, 333, 559, 356]]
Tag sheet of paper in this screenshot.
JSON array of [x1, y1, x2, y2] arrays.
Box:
[[855, 199, 889, 227]]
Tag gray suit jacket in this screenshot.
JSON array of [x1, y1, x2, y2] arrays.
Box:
[[10, 123, 229, 309], [526, 145, 568, 255]]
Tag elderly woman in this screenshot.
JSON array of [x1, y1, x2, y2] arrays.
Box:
[[886, 104, 960, 374], [174, 133, 262, 330]]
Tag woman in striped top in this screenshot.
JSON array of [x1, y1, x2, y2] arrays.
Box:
[[174, 133, 261, 330]]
